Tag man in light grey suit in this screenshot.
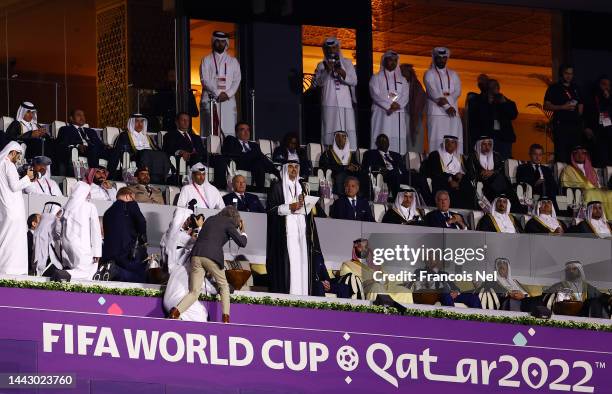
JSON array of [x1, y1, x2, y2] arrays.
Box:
[[168, 206, 247, 323]]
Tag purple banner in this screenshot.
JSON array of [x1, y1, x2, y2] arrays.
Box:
[[0, 288, 611, 393]]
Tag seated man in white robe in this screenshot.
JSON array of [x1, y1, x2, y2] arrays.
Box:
[[176, 162, 225, 209], [476, 194, 523, 233], [569, 201, 612, 238], [56, 181, 103, 281], [85, 167, 117, 201], [162, 207, 214, 322], [23, 156, 62, 196]]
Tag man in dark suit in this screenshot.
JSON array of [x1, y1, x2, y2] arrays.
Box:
[[220, 121, 280, 191], [27, 213, 40, 275], [330, 176, 374, 222], [162, 112, 207, 167], [102, 187, 148, 283], [424, 190, 469, 230], [516, 143, 558, 200], [56, 109, 110, 175], [361, 133, 432, 204], [168, 206, 247, 323], [467, 79, 518, 159], [223, 174, 265, 213], [272, 132, 311, 177]]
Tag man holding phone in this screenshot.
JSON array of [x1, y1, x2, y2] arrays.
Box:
[[168, 205, 247, 323]]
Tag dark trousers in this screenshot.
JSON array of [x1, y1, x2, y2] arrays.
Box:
[[110, 259, 147, 283], [382, 169, 434, 206], [312, 277, 351, 298], [494, 139, 513, 160], [440, 292, 482, 308], [553, 121, 582, 163]]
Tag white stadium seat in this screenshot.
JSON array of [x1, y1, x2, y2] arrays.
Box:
[[208, 135, 221, 154], [166, 185, 181, 206], [103, 126, 121, 146], [258, 139, 274, 158], [505, 159, 519, 184], [357, 148, 367, 164], [605, 166, 612, 186], [158, 131, 168, 148], [1, 116, 13, 131], [372, 203, 387, 223], [472, 210, 484, 229], [51, 120, 66, 139], [63, 177, 78, 196], [554, 162, 566, 184], [406, 151, 422, 172], [307, 143, 323, 168]]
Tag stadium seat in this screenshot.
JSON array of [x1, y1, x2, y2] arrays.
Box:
[[406, 151, 422, 172], [51, 120, 66, 139], [505, 159, 519, 184], [63, 177, 78, 196], [605, 166, 612, 186], [357, 148, 367, 164], [372, 203, 387, 222], [594, 167, 605, 187], [553, 162, 566, 184], [1, 116, 13, 131], [157, 131, 168, 148], [207, 135, 221, 154], [228, 160, 252, 185], [165, 185, 181, 206], [103, 127, 121, 146], [258, 139, 274, 159], [307, 143, 323, 168], [472, 210, 484, 229]]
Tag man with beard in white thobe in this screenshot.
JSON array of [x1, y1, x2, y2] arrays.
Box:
[[23, 156, 62, 196], [424, 47, 463, 153], [314, 37, 358, 147], [569, 201, 612, 238], [369, 50, 409, 154], [266, 161, 319, 295], [162, 207, 213, 322], [200, 31, 241, 138], [176, 163, 225, 209], [0, 142, 35, 274], [57, 181, 103, 280]]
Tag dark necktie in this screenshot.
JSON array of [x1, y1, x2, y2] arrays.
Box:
[[351, 199, 357, 218], [78, 127, 87, 142], [242, 141, 250, 152], [535, 164, 542, 180]]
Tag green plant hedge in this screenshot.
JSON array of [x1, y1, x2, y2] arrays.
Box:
[[1, 279, 611, 332]]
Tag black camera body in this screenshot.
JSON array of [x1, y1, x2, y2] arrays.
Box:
[[327, 53, 341, 69], [188, 214, 205, 230]]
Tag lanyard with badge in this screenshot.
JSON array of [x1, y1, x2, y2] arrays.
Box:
[[384, 71, 399, 102], [595, 96, 612, 127], [213, 53, 227, 91], [192, 184, 209, 208], [37, 179, 54, 196], [436, 68, 451, 96]]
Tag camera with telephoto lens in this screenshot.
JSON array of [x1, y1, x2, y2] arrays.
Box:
[[327, 53, 341, 68], [17, 160, 36, 179], [188, 214, 205, 230]]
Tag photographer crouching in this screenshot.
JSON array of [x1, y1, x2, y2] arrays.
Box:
[[168, 205, 247, 323]]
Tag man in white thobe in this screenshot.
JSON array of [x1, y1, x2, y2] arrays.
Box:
[[23, 156, 62, 196], [369, 50, 410, 154], [424, 47, 463, 153], [34, 202, 63, 276], [161, 207, 213, 322], [57, 181, 103, 280], [86, 167, 117, 201], [176, 162, 225, 209], [0, 142, 35, 274], [314, 37, 358, 147], [200, 31, 241, 137]]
